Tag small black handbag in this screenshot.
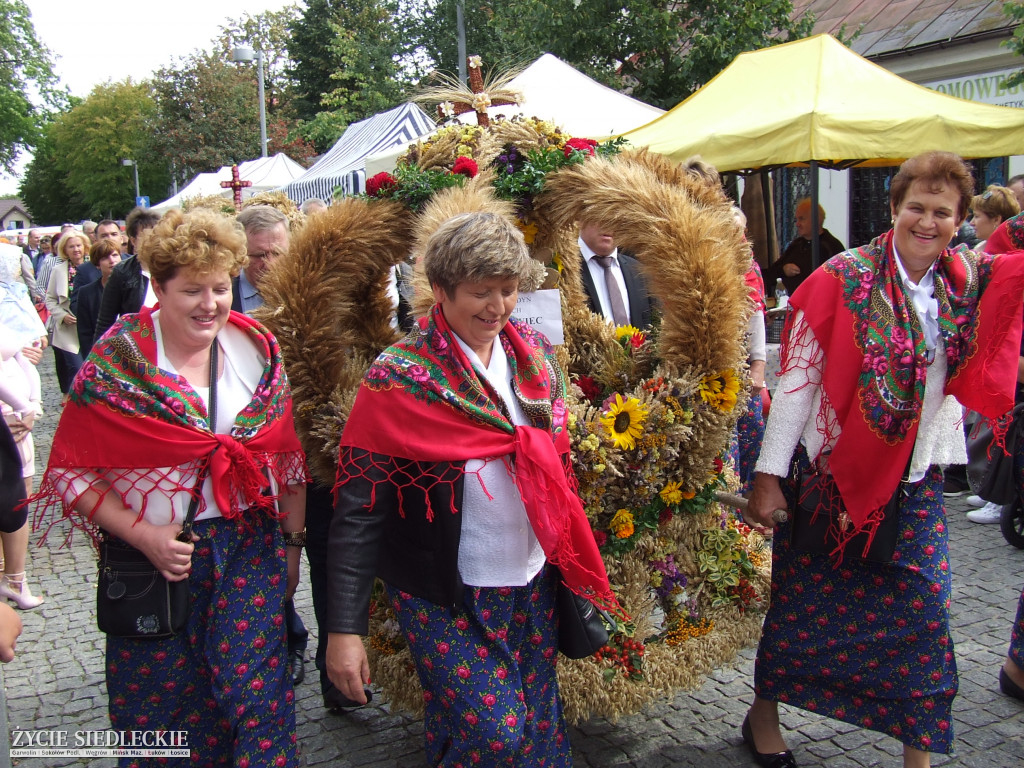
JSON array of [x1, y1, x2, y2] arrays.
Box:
[[790, 458, 907, 564], [966, 404, 1024, 506], [556, 573, 614, 659], [95, 342, 217, 639], [0, 420, 27, 534]]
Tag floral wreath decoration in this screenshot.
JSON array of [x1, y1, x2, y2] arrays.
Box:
[[259, 107, 770, 723]]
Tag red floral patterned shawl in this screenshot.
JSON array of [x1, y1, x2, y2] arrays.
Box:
[[784, 230, 1024, 540], [34, 308, 306, 540], [338, 304, 621, 615], [986, 212, 1024, 254]]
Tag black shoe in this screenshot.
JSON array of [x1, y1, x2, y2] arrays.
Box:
[[1000, 668, 1024, 703], [324, 686, 372, 714], [288, 649, 305, 686], [741, 715, 797, 768]]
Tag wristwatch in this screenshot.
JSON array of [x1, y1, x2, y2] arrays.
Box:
[[282, 530, 306, 548]]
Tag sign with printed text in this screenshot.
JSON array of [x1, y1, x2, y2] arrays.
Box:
[[511, 289, 563, 345]]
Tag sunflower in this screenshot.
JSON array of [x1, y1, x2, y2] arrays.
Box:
[[610, 508, 635, 538], [599, 394, 648, 450], [697, 369, 741, 413], [659, 481, 684, 506]]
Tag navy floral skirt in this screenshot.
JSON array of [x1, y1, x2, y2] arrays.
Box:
[[387, 565, 571, 768], [105, 516, 296, 767], [755, 461, 957, 753]]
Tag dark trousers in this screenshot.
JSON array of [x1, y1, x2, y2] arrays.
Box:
[[52, 347, 82, 394], [305, 480, 340, 699]]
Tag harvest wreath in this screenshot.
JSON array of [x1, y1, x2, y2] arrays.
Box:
[[258, 114, 770, 723]]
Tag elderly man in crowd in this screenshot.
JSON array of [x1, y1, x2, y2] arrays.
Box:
[[765, 198, 845, 294]]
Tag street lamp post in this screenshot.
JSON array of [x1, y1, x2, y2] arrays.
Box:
[[121, 158, 139, 203], [230, 46, 268, 157]]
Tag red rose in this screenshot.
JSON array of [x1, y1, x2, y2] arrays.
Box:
[[453, 156, 479, 178], [564, 137, 599, 157], [593, 529, 608, 547], [366, 171, 398, 197]]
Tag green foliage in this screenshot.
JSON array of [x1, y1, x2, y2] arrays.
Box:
[[151, 53, 261, 186], [18, 123, 88, 225], [291, 0, 414, 151], [1005, 2, 1024, 88], [697, 524, 756, 609], [44, 81, 170, 219], [365, 164, 468, 211], [0, 0, 67, 173]]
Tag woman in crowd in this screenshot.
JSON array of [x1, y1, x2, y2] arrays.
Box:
[[975, 210, 1024, 706], [36, 209, 308, 766], [44, 230, 89, 399], [969, 184, 1020, 251], [743, 151, 1024, 768], [75, 239, 121, 358], [326, 212, 619, 766], [0, 250, 46, 609]]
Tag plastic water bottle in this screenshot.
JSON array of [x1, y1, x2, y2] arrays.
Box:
[[774, 278, 789, 309]]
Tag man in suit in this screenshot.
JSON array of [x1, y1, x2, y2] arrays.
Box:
[[233, 205, 312, 691], [578, 220, 655, 329], [22, 230, 42, 275], [94, 209, 161, 339]]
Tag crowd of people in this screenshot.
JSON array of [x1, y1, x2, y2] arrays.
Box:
[[0, 154, 1022, 768]]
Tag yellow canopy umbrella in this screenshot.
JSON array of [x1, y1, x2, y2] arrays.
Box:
[[619, 33, 1024, 172]]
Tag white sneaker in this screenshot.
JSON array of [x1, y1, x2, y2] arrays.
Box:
[[966, 502, 1003, 524], [965, 494, 986, 507]]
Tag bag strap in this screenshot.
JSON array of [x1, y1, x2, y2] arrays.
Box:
[[179, 341, 219, 542]]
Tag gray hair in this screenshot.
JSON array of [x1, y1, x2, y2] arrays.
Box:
[[236, 205, 289, 235], [424, 212, 544, 297], [300, 197, 327, 215]]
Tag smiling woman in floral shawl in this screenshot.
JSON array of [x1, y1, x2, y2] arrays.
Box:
[[744, 152, 1024, 768], [325, 211, 620, 767]]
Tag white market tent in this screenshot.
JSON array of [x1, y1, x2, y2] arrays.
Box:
[[151, 153, 307, 213], [363, 54, 666, 178], [282, 103, 436, 203]]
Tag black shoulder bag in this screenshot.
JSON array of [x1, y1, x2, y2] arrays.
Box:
[[790, 453, 911, 564], [556, 569, 615, 659], [96, 342, 218, 639]]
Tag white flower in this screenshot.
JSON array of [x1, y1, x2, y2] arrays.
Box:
[[472, 92, 492, 112], [468, 55, 482, 69], [439, 101, 455, 118]]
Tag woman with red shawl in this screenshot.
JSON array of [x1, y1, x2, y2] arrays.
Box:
[[742, 153, 1024, 768], [980, 210, 1024, 708], [325, 212, 618, 767], [35, 209, 308, 767]]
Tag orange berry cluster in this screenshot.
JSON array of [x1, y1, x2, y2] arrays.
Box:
[[665, 617, 714, 646]]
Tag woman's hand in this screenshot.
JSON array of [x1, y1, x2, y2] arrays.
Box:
[[21, 343, 44, 364], [62, 314, 77, 326], [326, 633, 370, 704], [134, 522, 197, 582], [749, 359, 767, 396], [746, 472, 789, 530], [0, 603, 23, 662], [7, 411, 35, 442], [285, 545, 300, 600]]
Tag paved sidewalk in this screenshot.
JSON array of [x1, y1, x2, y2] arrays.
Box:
[[6, 353, 1023, 767]]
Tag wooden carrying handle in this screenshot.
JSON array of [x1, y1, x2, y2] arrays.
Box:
[[714, 491, 789, 524]]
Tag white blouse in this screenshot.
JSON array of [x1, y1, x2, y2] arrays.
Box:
[[453, 334, 546, 587]]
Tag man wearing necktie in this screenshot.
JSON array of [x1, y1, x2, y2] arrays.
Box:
[[578, 220, 654, 329]]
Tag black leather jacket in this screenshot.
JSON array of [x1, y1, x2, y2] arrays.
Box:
[[326, 448, 467, 635]]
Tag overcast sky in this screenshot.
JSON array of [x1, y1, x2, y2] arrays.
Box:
[[2, 0, 296, 192]]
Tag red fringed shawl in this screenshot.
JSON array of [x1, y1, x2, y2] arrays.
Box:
[[784, 230, 1024, 539], [34, 308, 306, 540], [337, 305, 622, 615]]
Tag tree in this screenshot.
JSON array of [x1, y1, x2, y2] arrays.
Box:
[[289, 0, 415, 150], [402, 0, 523, 77], [47, 81, 169, 218], [151, 53, 262, 186], [0, 0, 67, 173], [19, 121, 89, 225], [1005, 2, 1024, 88], [215, 6, 300, 121]]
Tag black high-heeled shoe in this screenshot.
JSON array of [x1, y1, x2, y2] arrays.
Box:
[[1000, 668, 1024, 703], [741, 715, 797, 768]]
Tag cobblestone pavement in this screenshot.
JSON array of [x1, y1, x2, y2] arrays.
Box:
[[6, 353, 1023, 767]]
